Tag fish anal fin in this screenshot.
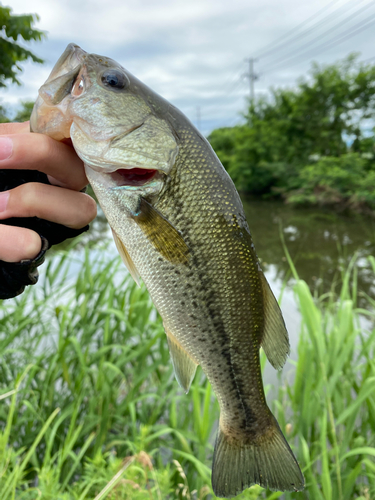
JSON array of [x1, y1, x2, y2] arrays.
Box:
[[111, 229, 141, 287], [212, 417, 304, 497], [133, 198, 189, 265], [164, 324, 198, 393], [259, 272, 290, 370]]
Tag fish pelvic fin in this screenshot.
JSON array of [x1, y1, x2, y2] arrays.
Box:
[[211, 417, 304, 498], [133, 198, 190, 265], [111, 229, 141, 287], [165, 325, 198, 393], [259, 272, 290, 370]]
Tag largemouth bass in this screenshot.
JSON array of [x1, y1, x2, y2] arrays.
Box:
[[30, 44, 304, 498]]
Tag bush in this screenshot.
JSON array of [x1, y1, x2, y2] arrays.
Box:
[[208, 55, 375, 213], [286, 154, 375, 211]]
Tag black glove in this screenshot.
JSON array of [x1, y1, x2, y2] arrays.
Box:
[[0, 169, 89, 299]]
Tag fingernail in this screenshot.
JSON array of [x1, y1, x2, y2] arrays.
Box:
[[0, 191, 9, 212], [0, 137, 13, 160]]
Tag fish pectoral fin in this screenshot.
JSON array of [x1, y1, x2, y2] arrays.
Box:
[[164, 325, 198, 394], [111, 229, 141, 287], [259, 272, 290, 370], [132, 198, 189, 265]]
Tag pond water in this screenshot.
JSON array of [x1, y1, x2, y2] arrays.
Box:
[[240, 198, 375, 385], [244, 198, 375, 301]]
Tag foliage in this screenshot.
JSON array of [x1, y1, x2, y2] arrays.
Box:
[[0, 240, 217, 499], [0, 99, 34, 123], [0, 4, 45, 88], [0, 4, 44, 123], [0, 102, 9, 123], [278, 250, 375, 500], [209, 55, 375, 213], [12, 100, 34, 121], [0, 240, 374, 499], [287, 153, 375, 212]]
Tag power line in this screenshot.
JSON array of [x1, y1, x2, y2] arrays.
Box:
[[218, 61, 248, 95], [261, 9, 375, 74], [260, 0, 375, 70], [362, 55, 375, 62], [256, 0, 350, 58], [204, 2, 375, 131], [254, 0, 343, 59]]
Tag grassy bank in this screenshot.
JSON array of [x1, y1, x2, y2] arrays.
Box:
[[0, 240, 374, 499]]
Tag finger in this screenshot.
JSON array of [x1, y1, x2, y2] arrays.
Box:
[[0, 122, 30, 135], [0, 225, 41, 262], [0, 132, 87, 191], [0, 183, 97, 229]]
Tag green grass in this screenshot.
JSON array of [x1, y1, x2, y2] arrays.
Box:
[[0, 238, 374, 499]]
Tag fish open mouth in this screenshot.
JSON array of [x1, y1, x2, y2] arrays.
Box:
[[111, 168, 158, 187]]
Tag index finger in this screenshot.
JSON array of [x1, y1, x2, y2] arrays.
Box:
[[0, 122, 30, 134], [0, 122, 87, 191]]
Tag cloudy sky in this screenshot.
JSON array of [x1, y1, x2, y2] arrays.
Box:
[[3, 0, 375, 135]]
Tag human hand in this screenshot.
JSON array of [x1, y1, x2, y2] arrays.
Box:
[[0, 122, 97, 262]]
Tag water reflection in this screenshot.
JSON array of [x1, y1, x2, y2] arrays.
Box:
[[242, 198, 375, 302]]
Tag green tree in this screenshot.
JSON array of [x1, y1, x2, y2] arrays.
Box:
[[0, 100, 34, 123], [0, 4, 45, 88], [13, 100, 34, 122], [0, 103, 9, 123], [209, 54, 375, 202]]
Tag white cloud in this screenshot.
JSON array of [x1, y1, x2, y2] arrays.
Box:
[[4, 0, 375, 134]]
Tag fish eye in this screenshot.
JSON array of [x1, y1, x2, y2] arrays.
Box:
[[101, 70, 128, 90]]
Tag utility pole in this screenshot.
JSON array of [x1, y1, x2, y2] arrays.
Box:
[[196, 105, 201, 131], [244, 58, 258, 102]]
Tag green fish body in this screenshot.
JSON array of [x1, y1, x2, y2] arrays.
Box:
[[31, 44, 304, 498]]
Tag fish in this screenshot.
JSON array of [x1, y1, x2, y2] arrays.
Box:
[[30, 44, 304, 498]]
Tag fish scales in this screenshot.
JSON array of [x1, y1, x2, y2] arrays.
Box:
[[30, 44, 304, 498], [154, 128, 269, 429]]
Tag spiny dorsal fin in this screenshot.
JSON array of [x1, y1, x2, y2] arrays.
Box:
[[259, 272, 290, 370], [132, 198, 189, 265], [164, 324, 198, 393], [111, 229, 141, 287]]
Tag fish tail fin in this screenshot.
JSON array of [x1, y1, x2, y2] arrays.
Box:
[[211, 418, 304, 498]]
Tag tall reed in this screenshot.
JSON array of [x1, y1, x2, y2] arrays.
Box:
[[0, 239, 373, 499]]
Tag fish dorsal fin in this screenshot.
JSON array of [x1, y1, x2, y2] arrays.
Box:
[[164, 324, 198, 393], [133, 198, 189, 265], [111, 229, 141, 287], [259, 272, 290, 370]]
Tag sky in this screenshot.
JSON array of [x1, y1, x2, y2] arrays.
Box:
[[2, 0, 375, 135]]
